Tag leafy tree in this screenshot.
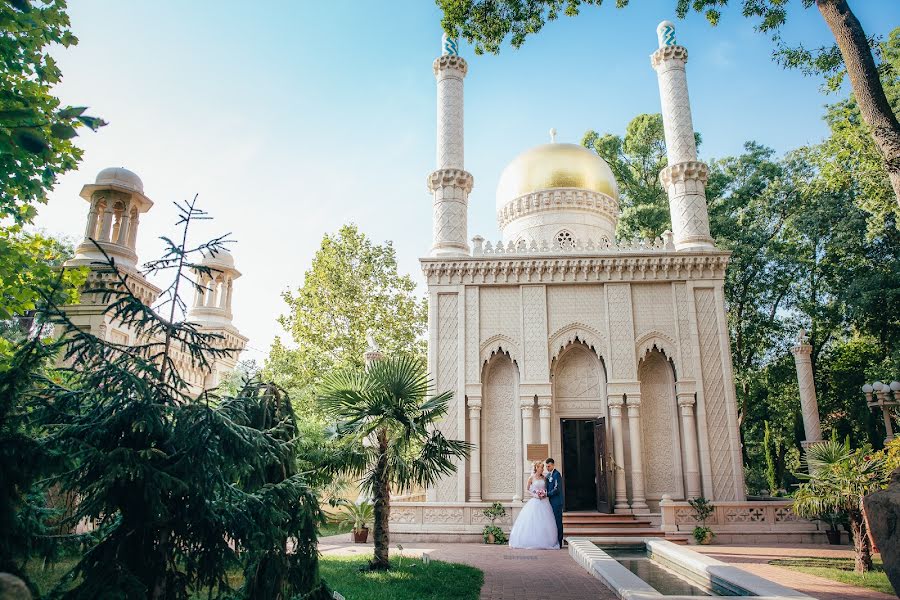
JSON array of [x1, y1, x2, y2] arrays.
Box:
[[318, 356, 470, 570], [793, 438, 889, 573], [438, 0, 900, 209], [1, 0, 105, 223], [582, 114, 675, 239], [266, 224, 427, 419], [12, 198, 327, 599]]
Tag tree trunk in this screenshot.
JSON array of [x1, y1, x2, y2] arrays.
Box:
[[817, 0, 900, 208], [370, 431, 391, 570], [848, 509, 873, 573]]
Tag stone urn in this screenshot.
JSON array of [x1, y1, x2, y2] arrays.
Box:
[[863, 467, 900, 592]]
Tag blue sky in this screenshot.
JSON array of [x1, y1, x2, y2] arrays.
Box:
[[36, 0, 900, 361]]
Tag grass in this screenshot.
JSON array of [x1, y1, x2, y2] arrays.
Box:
[[770, 556, 895, 596], [23, 553, 484, 600], [318, 519, 353, 538]]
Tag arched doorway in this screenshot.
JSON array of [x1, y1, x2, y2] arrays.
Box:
[[481, 352, 518, 500], [551, 340, 611, 512], [638, 349, 684, 508]]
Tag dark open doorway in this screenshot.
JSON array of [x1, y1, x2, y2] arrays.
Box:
[[561, 418, 613, 513]]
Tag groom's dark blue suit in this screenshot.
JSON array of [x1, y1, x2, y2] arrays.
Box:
[[546, 468, 564, 547]]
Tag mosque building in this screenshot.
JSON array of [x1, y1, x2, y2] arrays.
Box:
[[419, 21, 745, 521]]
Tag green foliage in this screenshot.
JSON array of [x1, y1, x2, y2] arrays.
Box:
[[770, 557, 895, 596], [0, 0, 105, 224], [265, 224, 426, 422], [793, 439, 890, 572], [480, 502, 507, 544], [688, 496, 715, 544], [334, 500, 374, 530], [318, 356, 470, 570]]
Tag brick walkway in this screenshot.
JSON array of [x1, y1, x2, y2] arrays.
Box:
[[319, 535, 616, 600], [319, 535, 894, 600], [692, 544, 895, 600]]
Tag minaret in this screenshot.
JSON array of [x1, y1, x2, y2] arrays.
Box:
[[68, 167, 154, 270], [651, 22, 714, 250], [428, 33, 473, 256], [187, 248, 241, 329], [790, 330, 823, 449]]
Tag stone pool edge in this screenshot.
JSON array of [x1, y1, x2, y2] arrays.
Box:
[[567, 537, 816, 600]]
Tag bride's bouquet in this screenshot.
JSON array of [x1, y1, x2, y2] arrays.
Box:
[[531, 489, 547, 500]]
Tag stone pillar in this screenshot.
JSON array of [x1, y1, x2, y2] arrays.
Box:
[[225, 279, 234, 314], [429, 34, 472, 257], [676, 382, 702, 499], [98, 203, 114, 242], [538, 397, 551, 446], [521, 399, 534, 478], [790, 333, 822, 448], [626, 392, 649, 513], [468, 396, 482, 501], [651, 21, 714, 250], [608, 394, 629, 513], [128, 212, 140, 248], [193, 275, 206, 307], [84, 201, 99, 240], [116, 211, 131, 245]]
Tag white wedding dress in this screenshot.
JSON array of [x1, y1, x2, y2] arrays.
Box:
[[508, 478, 559, 549]]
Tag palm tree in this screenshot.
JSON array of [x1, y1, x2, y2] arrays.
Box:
[[318, 356, 470, 570], [793, 438, 888, 573]]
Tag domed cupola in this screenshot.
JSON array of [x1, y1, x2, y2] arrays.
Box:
[[495, 133, 619, 247]]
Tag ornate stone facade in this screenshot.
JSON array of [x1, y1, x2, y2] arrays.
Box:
[[421, 23, 745, 518]]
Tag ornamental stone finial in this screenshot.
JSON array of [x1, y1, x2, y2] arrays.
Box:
[[657, 20, 677, 48], [549, 128, 557, 143], [442, 32, 458, 56], [796, 328, 809, 346]]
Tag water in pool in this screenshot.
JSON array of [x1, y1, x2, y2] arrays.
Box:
[[604, 547, 714, 596]]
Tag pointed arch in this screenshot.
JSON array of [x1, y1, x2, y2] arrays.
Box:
[[480, 351, 519, 500], [635, 330, 679, 380], [548, 323, 607, 366]]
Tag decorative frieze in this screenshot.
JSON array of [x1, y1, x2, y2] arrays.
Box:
[[659, 161, 708, 187], [496, 188, 618, 230], [421, 253, 729, 286], [423, 508, 464, 524], [650, 44, 688, 69], [427, 169, 474, 194], [433, 54, 468, 77]]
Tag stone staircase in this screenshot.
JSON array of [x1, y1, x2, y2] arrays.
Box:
[[563, 512, 689, 544]]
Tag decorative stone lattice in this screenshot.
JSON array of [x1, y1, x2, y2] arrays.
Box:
[[724, 507, 766, 523], [673, 282, 695, 379], [389, 508, 418, 524], [695, 288, 736, 499], [424, 508, 464, 524], [521, 286, 549, 381], [465, 287, 479, 383], [674, 507, 698, 525], [471, 509, 512, 525], [639, 351, 678, 496], [607, 284, 637, 380], [482, 355, 517, 499], [479, 287, 520, 349], [632, 283, 677, 344], [774, 506, 799, 523], [435, 294, 459, 501]]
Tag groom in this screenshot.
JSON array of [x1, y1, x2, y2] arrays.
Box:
[[545, 458, 564, 548]]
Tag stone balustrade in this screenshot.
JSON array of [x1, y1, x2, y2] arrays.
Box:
[[659, 499, 830, 544], [388, 501, 523, 542], [471, 233, 676, 257]]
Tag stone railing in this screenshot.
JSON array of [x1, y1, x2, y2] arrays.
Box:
[[470, 233, 676, 257], [660, 499, 828, 544], [388, 502, 522, 536]]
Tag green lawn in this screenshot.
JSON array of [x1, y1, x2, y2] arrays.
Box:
[[24, 553, 483, 600], [318, 519, 353, 538], [769, 556, 895, 596]]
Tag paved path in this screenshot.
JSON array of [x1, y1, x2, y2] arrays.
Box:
[[319, 535, 616, 600], [693, 544, 895, 600], [320, 535, 894, 600]]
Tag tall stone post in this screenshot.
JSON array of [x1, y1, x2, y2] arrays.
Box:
[[608, 394, 630, 513], [467, 396, 482, 501], [364, 333, 383, 367], [651, 21, 714, 250], [676, 382, 702, 499], [429, 34, 473, 256], [538, 398, 552, 446], [790, 330, 822, 448], [626, 392, 649, 513], [521, 399, 534, 479]]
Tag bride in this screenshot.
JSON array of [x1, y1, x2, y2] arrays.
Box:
[[508, 461, 560, 549]]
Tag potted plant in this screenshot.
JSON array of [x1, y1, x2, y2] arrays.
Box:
[[482, 502, 508, 545], [818, 511, 844, 545], [688, 496, 715, 545], [336, 500, 374, 544]]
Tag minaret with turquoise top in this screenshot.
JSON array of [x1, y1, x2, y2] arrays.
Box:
[[651, 21, 715, 250], [429, 33, 473, 257]]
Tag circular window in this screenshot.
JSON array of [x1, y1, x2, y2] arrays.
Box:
[[556, 230, 574, 249]]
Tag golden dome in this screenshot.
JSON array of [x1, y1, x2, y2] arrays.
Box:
[[496, 143, 618, 210]]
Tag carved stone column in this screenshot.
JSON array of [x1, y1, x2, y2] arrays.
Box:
[[791, 336, 823, 449], [538, 397, 552, 447], [626, 392, 649, 513], [608, 394, 629, 513], [676, 382, 702, 499], [521, 399, 534, 478], [468, 396, 482, 501], [116, 211, 131, 245], [98, 202, 114, 242], [83, 201, 99, 240]]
